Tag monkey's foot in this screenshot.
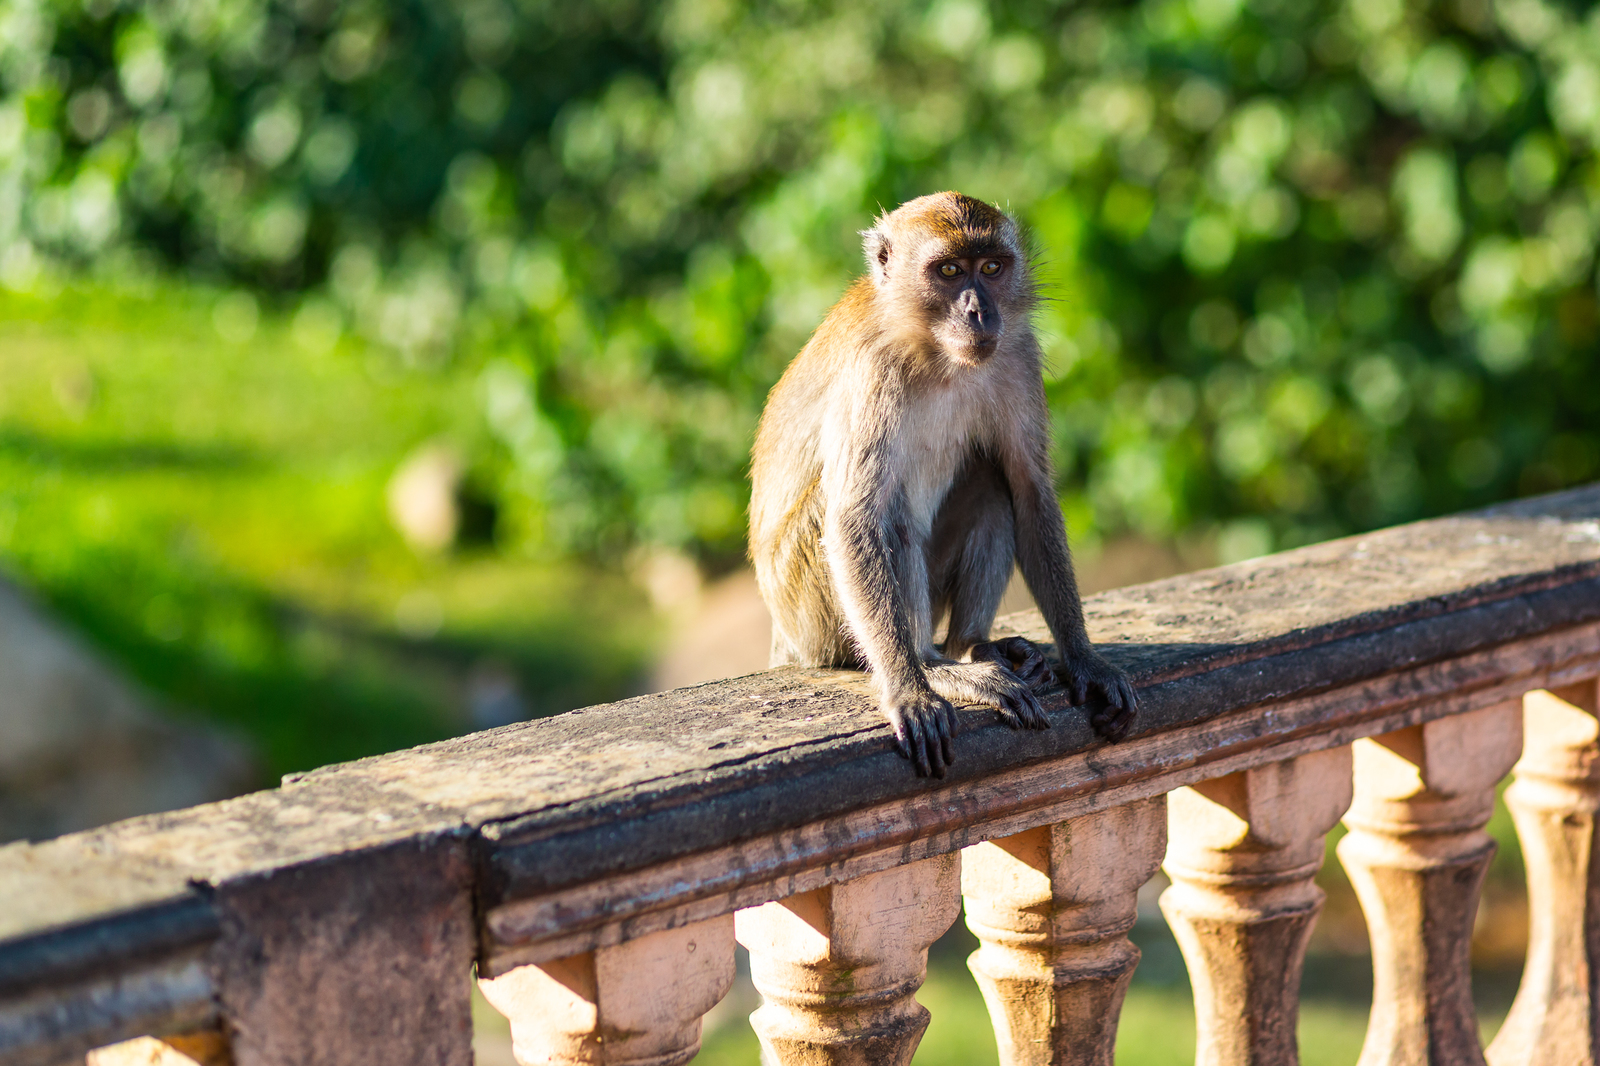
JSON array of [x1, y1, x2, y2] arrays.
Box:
[[881, 688, 957, 778], [926, 660, 1048, 731], [969, 636, 1055, 693], [1056, 649, 1137, 742]]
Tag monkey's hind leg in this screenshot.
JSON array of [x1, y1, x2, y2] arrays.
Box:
[[929, 455, 1014, 660], [757, 500, 862, 670], [922, 458, 1048, 730]]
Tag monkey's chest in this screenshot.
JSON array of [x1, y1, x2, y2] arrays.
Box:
[[894, 397, 989, 535]]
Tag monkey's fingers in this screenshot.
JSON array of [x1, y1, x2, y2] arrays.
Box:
[[1005, 687, 1049, 730], [1002, 638, 1055, 692], [1018, 661, 1054, 693], [923, 699, 957, 777], [917, 710, 950, 779], [886, 692, 957, 777], [939, 703, 957, 769], [1057, 666, 1090, 707], [1091, 701, 1136, 742], [1022, 686, 1050, 729], [1112, 675, 1139, 714], [891, 718, 912, 762], [1011, 681, 1049, 729], [1095, 672, 1136, 711], [976, 637, 1052, 692], [906, 713, 933, 777], [1084, 673, 1137, 741]]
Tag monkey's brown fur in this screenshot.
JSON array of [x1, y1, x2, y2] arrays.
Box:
[[749, 192, 1136, 777]]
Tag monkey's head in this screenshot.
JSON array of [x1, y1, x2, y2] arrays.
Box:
[[861, 192, 1033, 366]]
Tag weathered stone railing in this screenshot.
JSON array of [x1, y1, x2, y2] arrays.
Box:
[[4, 485, 1600, 1066]]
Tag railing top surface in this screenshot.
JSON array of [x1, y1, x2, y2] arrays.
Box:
[[4, 484, 1600, 990]]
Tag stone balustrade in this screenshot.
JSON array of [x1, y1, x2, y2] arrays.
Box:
[[3, 485, 1600, 1066]]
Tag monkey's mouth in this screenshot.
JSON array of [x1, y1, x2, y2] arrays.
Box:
[[945, 329, 1001, 362]]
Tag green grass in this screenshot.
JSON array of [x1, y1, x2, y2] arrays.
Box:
[[0, 282, 656, 781]]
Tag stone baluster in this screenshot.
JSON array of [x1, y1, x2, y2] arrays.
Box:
[[1337, 701, 1524, 1066], [960, 797, 1167, 1066], [478, 916, 736, 1066], [1488, 679, 1600, 1066], [735, 852, 961, 1065], [1160, 746, 1353, 1066]]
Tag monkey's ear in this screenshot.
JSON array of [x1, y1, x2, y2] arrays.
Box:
[[861, 228, 891, 286]]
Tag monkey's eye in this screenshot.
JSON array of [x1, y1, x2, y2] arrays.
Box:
[[938, 262, 961, 278], [980, 260, 1003, 276]]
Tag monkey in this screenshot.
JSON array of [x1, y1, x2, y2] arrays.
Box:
[[748, 191, 1137, 778]]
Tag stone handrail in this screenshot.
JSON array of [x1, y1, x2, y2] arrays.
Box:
[[4, 484, 1600, 1066]]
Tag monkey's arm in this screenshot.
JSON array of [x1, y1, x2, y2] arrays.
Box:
[[821, 418, 958, 776], [1000, 394, 1137, 740]]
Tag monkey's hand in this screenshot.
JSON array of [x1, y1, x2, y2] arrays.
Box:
[[1055, 648, 1137, 742], [969, 636, 1055, 694], [882, 687, 958, 778]]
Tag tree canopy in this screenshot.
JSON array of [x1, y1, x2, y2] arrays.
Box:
[[3, 0, 1597, 563]]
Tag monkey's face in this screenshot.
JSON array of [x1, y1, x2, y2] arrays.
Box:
[[862, 192, 1032, 368], [923, 250, 1012, 365]]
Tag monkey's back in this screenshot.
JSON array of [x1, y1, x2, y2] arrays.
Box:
[[748, 283, 875, 668]]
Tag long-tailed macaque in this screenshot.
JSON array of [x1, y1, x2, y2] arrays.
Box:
[[749, 192, 1136, 777]]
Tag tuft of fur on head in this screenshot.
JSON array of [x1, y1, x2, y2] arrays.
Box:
[[863, 191, 1015, 256], [876, 192, 1009, 252]]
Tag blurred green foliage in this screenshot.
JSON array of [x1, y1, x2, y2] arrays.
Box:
[[0, 284, 657, 777], [3, 0, 1599, 566]]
